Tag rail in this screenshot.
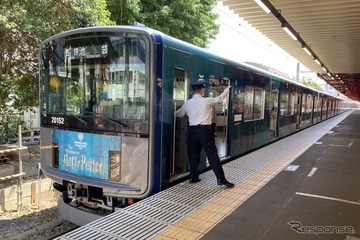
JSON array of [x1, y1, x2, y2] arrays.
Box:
[[0, 172, 25, 181]]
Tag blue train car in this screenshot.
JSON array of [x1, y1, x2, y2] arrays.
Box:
[[39, 25, 345, 225]]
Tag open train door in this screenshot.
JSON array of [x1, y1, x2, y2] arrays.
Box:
[[171, 68, 189, 181], [209, 75, 231, 160]]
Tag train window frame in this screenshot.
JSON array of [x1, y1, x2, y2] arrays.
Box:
[[315, 97, 321, 112], [243, 86, 265, 122], [40, 33, 150, 135], [301, 94, 307, 113], [306, 94, 313, 113], [280, 90, 296, 116]]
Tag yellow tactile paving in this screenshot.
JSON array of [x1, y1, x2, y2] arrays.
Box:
[[152, 144, 317, 239], [60, 113, 351, 240], [189, 209, 226, 223], [153, 225, 204, 240], [153, 166, 285, 240], [208, 195, 243, 208], [201, 202, 234, 214], [219, 190, 244, 200], [173, 217, 214, 233]]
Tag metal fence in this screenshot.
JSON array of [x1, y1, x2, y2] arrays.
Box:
[[0, 126, 41, 211]]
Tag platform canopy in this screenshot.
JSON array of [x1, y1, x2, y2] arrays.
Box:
[[220, 0, 360, 101]]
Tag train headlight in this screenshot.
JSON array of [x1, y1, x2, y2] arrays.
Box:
[[109, 151, 121, 181], [49, 75, 61, 91]]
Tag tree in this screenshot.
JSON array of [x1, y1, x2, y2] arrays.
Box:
[[303, 80, 324, 92], [300, 76, 324, 91], [106, 0, 220, 48], [0, 0, 114, 143]]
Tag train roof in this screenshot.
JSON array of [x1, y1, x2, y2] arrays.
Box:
[[40, 25, 342, 100], [40, 25, 161, 45], [159, 31, 337, 98]]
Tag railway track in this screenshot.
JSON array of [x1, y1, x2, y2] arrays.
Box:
[[45, 224, 79, 240], [0, 202, 77, 240]]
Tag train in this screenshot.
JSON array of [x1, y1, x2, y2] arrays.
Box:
[[39, 25, 348, 226]]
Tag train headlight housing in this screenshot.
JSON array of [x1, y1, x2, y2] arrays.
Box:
[[109, 151, 121, 181], [52, 142, 59, 168]]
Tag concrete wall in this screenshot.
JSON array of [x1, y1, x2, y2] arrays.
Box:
[[0, 178, 55, 212]]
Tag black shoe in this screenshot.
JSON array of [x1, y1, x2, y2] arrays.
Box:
[[217, 179, 234, 188], [189, 178, 201, 183]]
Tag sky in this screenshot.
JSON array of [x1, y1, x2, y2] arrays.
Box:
[[207, 2, 309, 80]]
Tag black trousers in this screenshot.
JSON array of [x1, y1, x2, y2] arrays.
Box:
[[187, 125, 225, 180]]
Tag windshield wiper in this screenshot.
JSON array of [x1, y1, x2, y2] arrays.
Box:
[[83, 111, 127, 127], [66, 111, 89, 125]]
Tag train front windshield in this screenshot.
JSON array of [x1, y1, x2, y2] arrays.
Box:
[[40, 32, 150, 134]]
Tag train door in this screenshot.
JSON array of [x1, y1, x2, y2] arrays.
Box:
[[296, 93, 302, 129], [310, 95, 315, 124], [171, 68, 189, 180], [209, 75, 230, 159], [270, 88, 279, 139]]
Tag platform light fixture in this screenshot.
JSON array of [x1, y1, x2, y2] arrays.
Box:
[[302, 45, 312, 56], [281, 23, 297, 40], [254, 0, 335, 87], [254, 0, 271, 14]]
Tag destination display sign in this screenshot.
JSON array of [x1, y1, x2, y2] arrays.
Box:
[[65, 44, 109, 59]]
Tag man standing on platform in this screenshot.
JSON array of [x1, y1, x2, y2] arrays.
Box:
[[176, 79, 234, 188]]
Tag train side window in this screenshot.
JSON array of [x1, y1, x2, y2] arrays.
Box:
[[306, 95, 313, 113], [173, 68, 188, 109], [173, 79, 186, 101], [290, 92, 296, 115], [302, 93, 313, 113], [244, 86, 265, 121], [280, 91, 295, 116], [244, 86, 254, 121], [253, 87, 265, 120], [315, 97, 321, 112], [280, 92, 289, 116], [302, 94, 307, 113], [233, 87, 245, 114]]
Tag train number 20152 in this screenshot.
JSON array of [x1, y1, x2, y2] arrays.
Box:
[[51, 116, 65, 125]]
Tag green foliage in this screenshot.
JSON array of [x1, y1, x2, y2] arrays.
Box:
[[0, 0, 114, 143], [0, 0, 114, 104], [0, 0, 219, 143], [0, 74, 36, 110], [0, 113, 24, 144], [107, 0, 141, 26], [303, 80, 324, 92], [106, 0, 220, 48], [0, 75, 24, 143]]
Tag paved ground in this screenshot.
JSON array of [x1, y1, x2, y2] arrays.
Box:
[[203, 111, 360, 240]]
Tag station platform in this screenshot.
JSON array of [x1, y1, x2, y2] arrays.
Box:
[[56, 110, 360, 240]]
